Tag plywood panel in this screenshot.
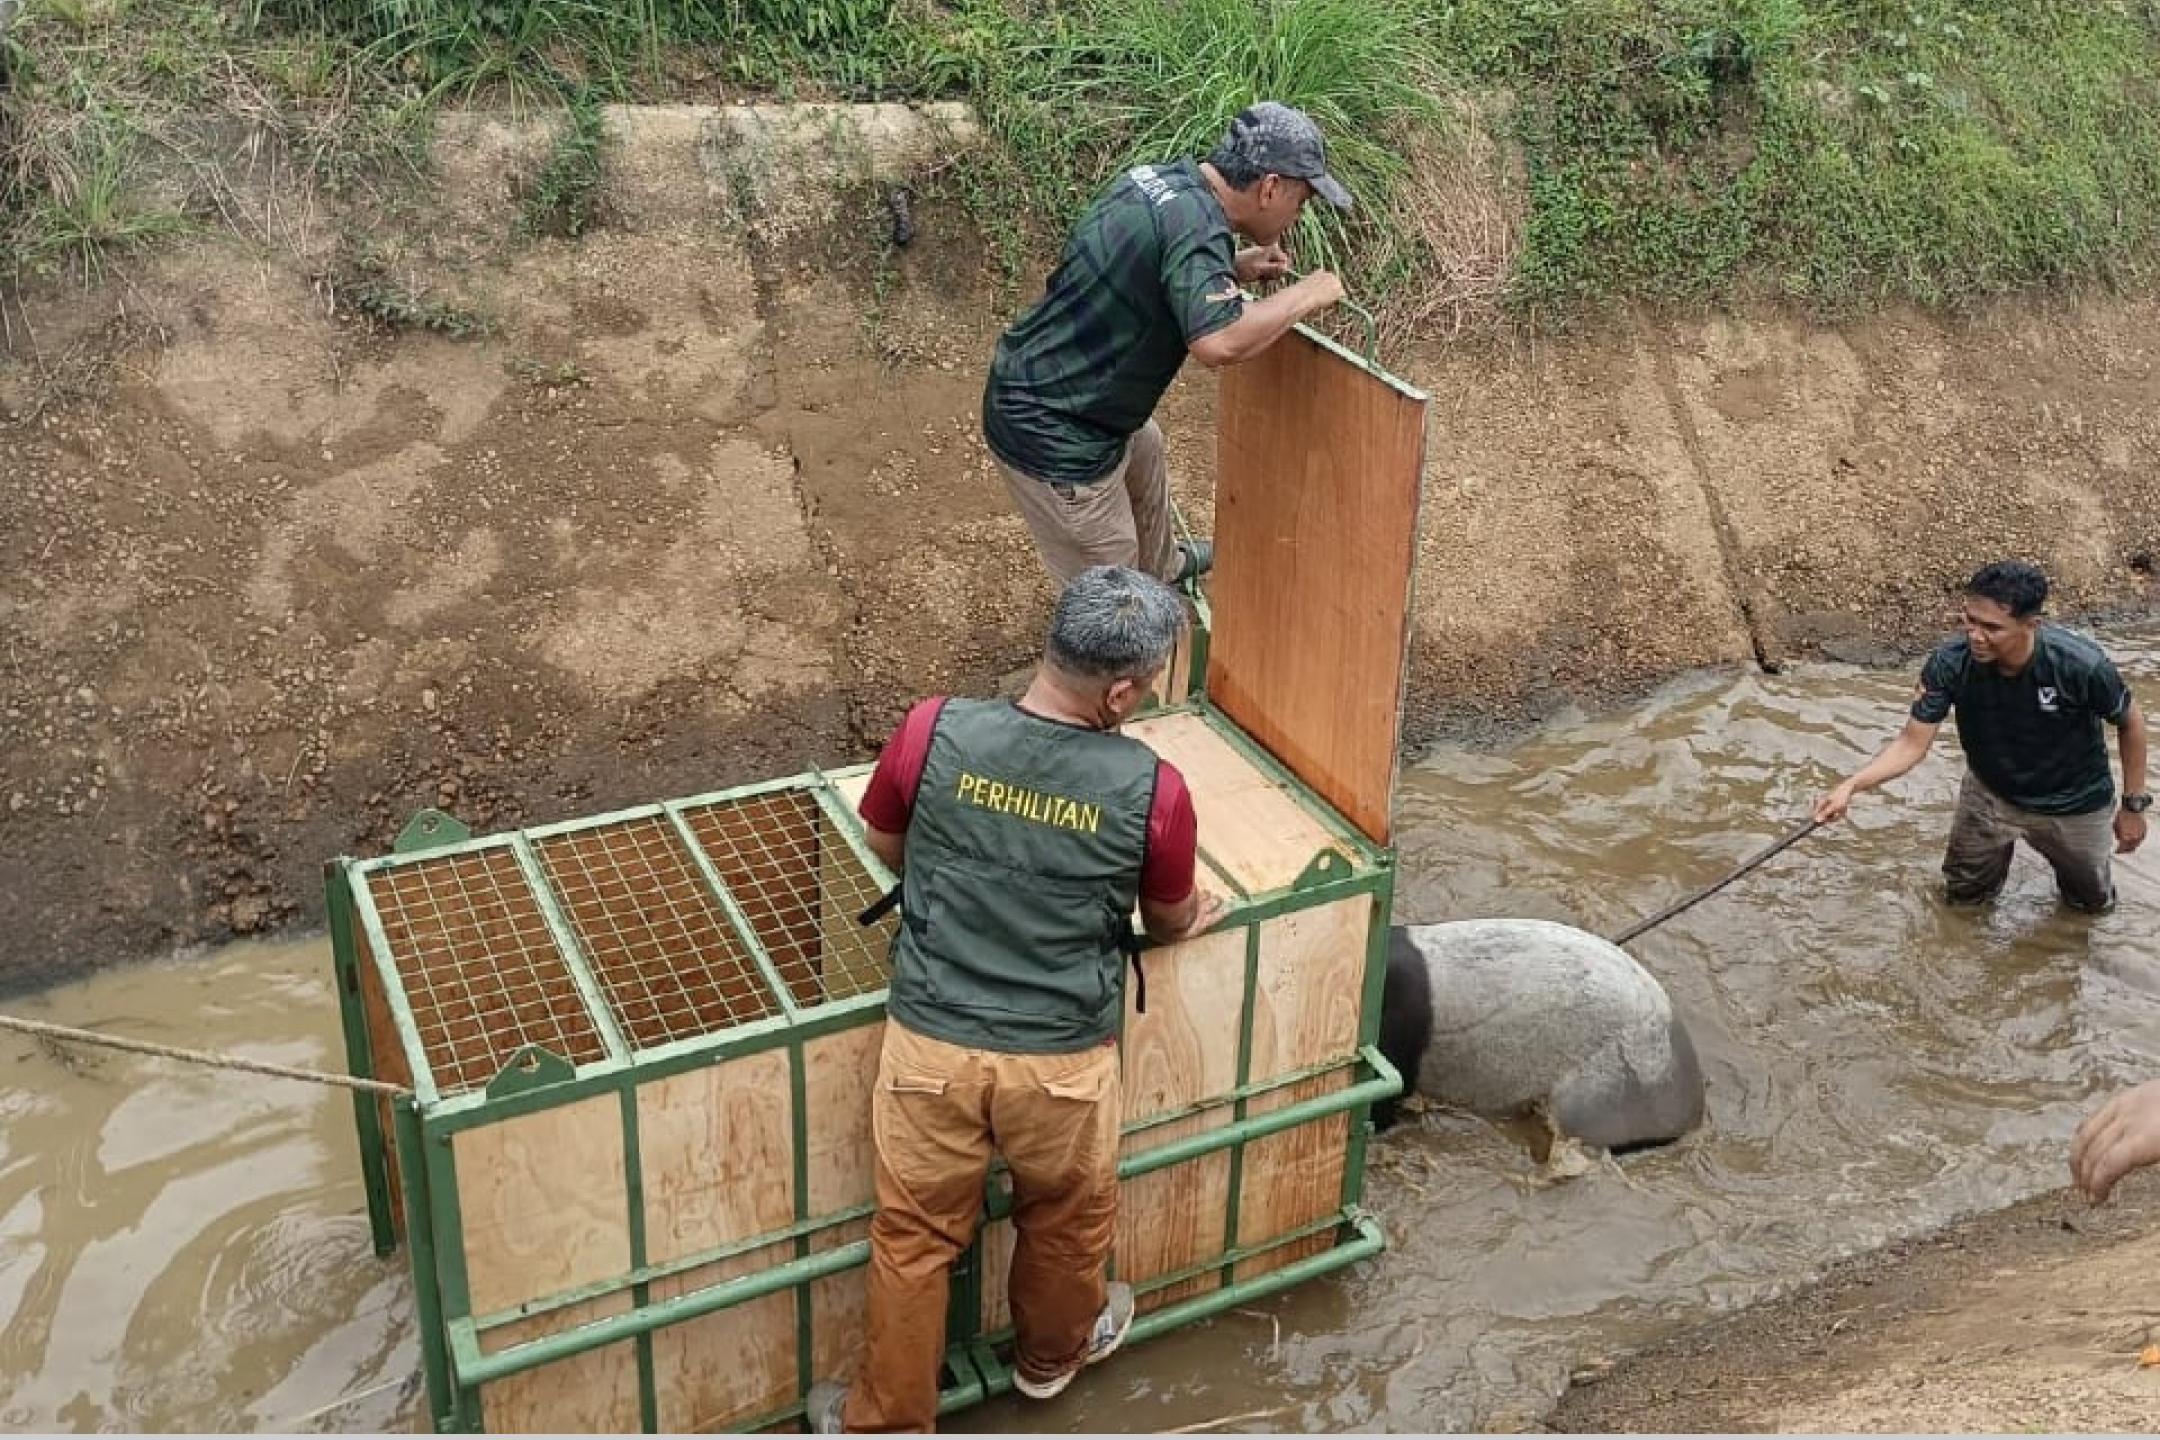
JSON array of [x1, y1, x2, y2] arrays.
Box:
[[1123, 712, 1345, 894], [804, 1023, 884, 1214], [1114, 925, 1246, 1311], [810, 1216, 874, 1384], [1247, 898, 1368, 1085], [1114, 1150, 1229, 1315], [1146, 606, 1195, 708], [638, 1051, 796, 1263], [1210, 329, 1427, 844], [458, 1094, 639, 1433], [1234, 898, 1370, 1277], [651, 1243, 798, 1429], [803, 1023, 884, 1386], [477, 1294, 641, 1433], [636, 1051, 799, 1430], [1120, 926, 1246, 1125], [352, 917, 410, 1237], [454, 1093, 630, 1315], [1233, 1076, 1350, 1282], [978, 1214, 1016, 1334]]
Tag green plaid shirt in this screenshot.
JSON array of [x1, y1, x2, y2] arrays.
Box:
[[983, 160, 1244, 485]]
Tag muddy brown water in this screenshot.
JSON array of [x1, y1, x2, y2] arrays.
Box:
[[7, 632, 2160, 1432]]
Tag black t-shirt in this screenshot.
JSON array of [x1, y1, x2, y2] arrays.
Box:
[[982, 159, 1243, 485], [1911, 625, 2133, 815]]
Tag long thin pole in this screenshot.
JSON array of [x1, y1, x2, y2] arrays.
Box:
[[0, 1011, 410, 1096], [1607, 818, 1824, 946]]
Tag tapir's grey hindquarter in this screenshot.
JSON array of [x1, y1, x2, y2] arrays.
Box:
[[1394, 918, 1705, 1149]]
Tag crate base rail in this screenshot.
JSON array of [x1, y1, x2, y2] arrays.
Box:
[[968, 1208, 1388, 1401], [444, 1048, 1401, 1391], [720, 1349, 988, 1434], [972, 1208, 1371, 1353]]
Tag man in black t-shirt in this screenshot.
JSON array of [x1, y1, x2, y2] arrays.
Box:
[[983, 103, 1353, 587], [1815, 560, 2148, 911]]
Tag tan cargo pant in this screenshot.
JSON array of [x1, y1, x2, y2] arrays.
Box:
[[1942, 772, 2116, 912], [841, 1020, 1121, 1434], [994, 419, 1181, 585]]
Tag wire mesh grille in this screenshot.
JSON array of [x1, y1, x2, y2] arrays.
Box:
[[365, 848, 608, 1096], [681, 790, 894, 1008], [533, 816, 781, 1049]]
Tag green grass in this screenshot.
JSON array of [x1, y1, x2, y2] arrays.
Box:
[[959, 0, 1450, 299], [26, 126, 189, 280], [7, 0, 2160, 324], [1, 0, 433, 285], [1430, 0, 2160, 317], [519, 83, 604, 237], [322, 231, 489, 333]]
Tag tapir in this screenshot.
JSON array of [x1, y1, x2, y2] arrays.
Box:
[[1376, 918, 1706, 1151]]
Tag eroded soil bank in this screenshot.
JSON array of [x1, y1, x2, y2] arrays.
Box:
[[4, 102, 2159, 985], [1548, 1183, 2160, 1433]]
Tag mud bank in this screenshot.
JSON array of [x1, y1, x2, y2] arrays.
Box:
[[3, 102, 2159, 982], [1548, 1181, 2160, 1433]]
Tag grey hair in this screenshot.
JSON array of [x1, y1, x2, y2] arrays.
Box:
[[1046, 566, 1187, 682]]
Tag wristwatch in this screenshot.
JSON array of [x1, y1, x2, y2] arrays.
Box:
[[2125, 793, 2154, 814]]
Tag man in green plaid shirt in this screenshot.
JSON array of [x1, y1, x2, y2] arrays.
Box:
[[984, 102, 1353, 587]]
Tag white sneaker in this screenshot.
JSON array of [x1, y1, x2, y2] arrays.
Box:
[[1011, 1281, 1135, 1401]]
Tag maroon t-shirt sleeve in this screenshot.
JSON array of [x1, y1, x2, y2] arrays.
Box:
[[865, 706, 1196, 902], [859, 697, 946, 833], [1141, 761, 1199, 905]]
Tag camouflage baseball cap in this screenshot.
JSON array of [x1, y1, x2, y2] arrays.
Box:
[[1214, 101, 1353, 210]]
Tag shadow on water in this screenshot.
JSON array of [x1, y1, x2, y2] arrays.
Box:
[[5, 629, 2159, 1431]]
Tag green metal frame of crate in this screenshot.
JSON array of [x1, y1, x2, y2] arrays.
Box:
[[328, 696, 1398, 1433]]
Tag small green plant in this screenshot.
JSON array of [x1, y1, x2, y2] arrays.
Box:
[[338, 276, 487, 334], [18, 122, 188, 283], [322, 237, 488, 335], [520, 86, 606, 238], [506, 354, 587, 386]]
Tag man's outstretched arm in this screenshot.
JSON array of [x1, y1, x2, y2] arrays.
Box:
[[1187, 271, 1343, 369], [1815, 716, 1942, 823]]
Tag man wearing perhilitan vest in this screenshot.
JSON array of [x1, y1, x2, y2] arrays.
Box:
[[809, 567, 1221, 1434], [1815, 559, 2148, 912]]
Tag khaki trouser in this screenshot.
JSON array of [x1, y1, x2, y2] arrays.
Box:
[[841, 1020, 1121, 1434], [994, 419, 1180, 585], [1942, 772, 2116, 912]]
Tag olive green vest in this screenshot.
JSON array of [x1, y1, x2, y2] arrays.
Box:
[[887, 699, 1157, 1054]]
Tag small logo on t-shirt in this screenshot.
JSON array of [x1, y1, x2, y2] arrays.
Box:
[[2037, 686, 2059, 712]]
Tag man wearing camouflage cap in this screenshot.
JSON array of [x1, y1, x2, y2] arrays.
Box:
[[984, 101, 1352, 589]]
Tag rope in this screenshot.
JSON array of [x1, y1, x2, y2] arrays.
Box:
[[282, 1369, 422, 1427], [0, 1012, 410, 1097], [1606, 818, 1825, 947]]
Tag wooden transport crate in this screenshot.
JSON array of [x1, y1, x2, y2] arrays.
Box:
[[326, 318, 1428, 1432]]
